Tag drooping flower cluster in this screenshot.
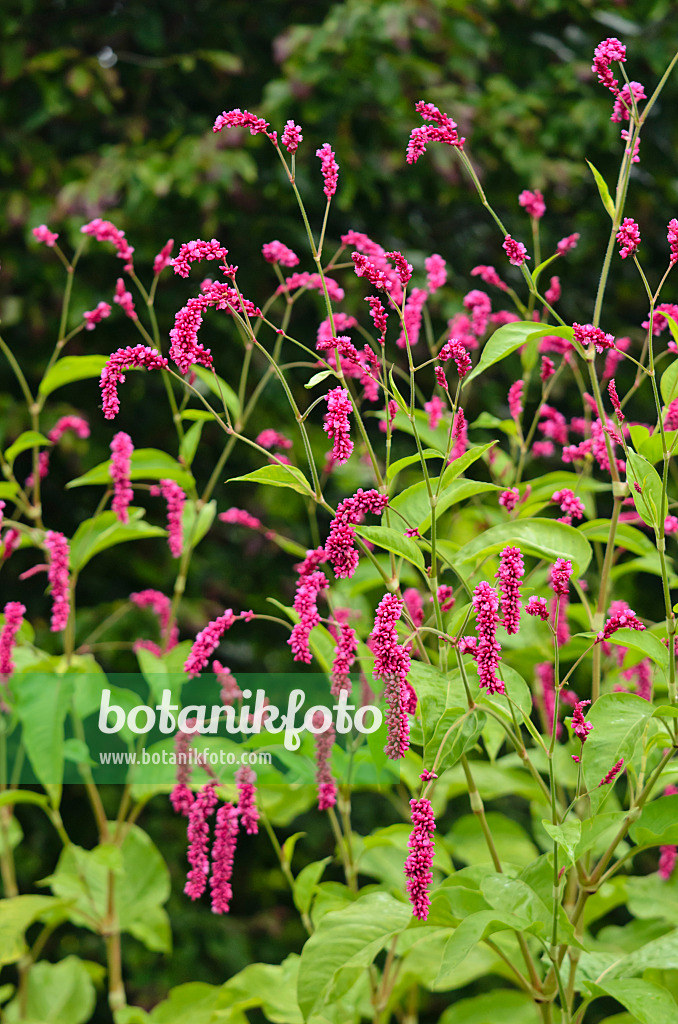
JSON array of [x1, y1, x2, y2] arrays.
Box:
[[210, 802, 239, 914], [172, 238, 230, 278], [100, 346, 169, 420], [235, 766, 259, 835], [113, 277, 137, 320], [370, 593, 412, 759], [498, 487, 520, 513], [472, 582, 504, 695], [526, 596, 549, 620], [323, 387, 353, 465], [81, 217, 134, 270], [32, 224, 59, 247], [599, 758, 625, 787], [551, 489, 585, 523], [169, 721, 197, 816], [404, 797, 436, 920], [596, 606, 645, 642], [153, 239, 174, 275], [406, 100, 465, 164], [439, 337, 472, 379], [592, 37, 627, 95], [573, 322, 615, 354], [288, 570, 329, 663], [151, 479, 186, 558], [325, 489, 389, 578], [425, 254, 447, 292], [110, 432, 134, 523], [184, 609, 239, 677], [130, 589, 179, 651], [185, 782, 219, 900], [330, 620, 358, 696], [45, 531, 70, 632], [519, 188, 545, 219], [261, 240, 299, 267], [616, 217, 641, 259], [313, 711, 337, 811], [571, 699, 593, 743], [83, 302, 112, 331], [0, 602, 26, 679], [502, 235, 530, 266], [611, 81, 646, 122], [212, 107, 275, 140], [496, 546, 524, 635], [669, 219, 678, 267], [508, 380, 523, 421]]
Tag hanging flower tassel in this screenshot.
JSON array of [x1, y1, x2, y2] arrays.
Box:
[[404, 797, 436, 920]]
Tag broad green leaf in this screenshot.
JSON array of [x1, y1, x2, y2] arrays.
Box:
[[297, 892, 411, 1018], [441, 443, 498, 485], [293, 857, 332, 917], [438, 990, 541, 1024], [586, 978, 678, 1024], [542, 819, 581, 863], [626, 450, 667, 529], [447, 812, 538, 868], [579, 519, 658, 559], [190, 364, 239, 417], [38, 354, 108, 397], [179, 420, 204, 466], [631, 794, 678, 847], [69, 509, 166, 571], [3, 431, 51, 467], [464, 321, 548, 386], [304, 369, 335, 389], [586, 159, 616, 219], [0, 895, 66, 967], [182, 498, 216, 550], [386, 449, 443, 481], [220, 956, 303, 1023], [14, 673, 74, 790], [415, 480, 499, 534], [479, 664, 534, 725], [576, 627, 668, 669], [0, 483, 19, 500], [582, 693, 653, 805], [532, 252, 561, 290], [46, 824, 171, 952], [434, 909, 538, 986], [453, 517, 592, 575], [146, 982, 221, 1023], [2, 956, 97, 1024], [480, 874, 550, 931], [228, 463, 313, 497], [575, 812, 629, 860], [661, 359, 678, 406], [0, 790, 50, 811], [67, 448, 195, 491], [354, 524, 426, 571], [660, 313, 678, 350], [639, 429, 678, 464], [423, 709, 485, 774], [180, 409, 213, 422]]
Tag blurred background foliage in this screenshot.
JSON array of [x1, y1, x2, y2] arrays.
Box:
[[2, 0, 678, 1017]]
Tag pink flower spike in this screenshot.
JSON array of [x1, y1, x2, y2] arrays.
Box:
[[236, 765, 259, 834], [472, 581, 504, 695], [32, 224, 59, 247], [281, 120, 303, 153], [184, 609, 237, 677], [557, 233, 580, 255], [550, 558, 573, 596], [81, 217, 134, 270], [100, 345, 169, 420], [540, 356, 555, 382], [599, 758, 625, 787], [323, 387, 353, 465], [611, 81, 646, 123], [153, 239, 174, 275], [596, 606, 645, 642], [573, 322, 615, 354], [385, 251, 413, 287], [498, 488, 520, 513], [151, 479, 186, 558], [592, 37, 627, 95], [617, 218, 641, 259], [316, 143, 339, 199], [131, 589, 178, 650], [0, 601, 26, 679], [519, 189, 546, 219], [571, 699, 592, 742], [210, 801, 239, 913], [496, 546, 524, 635], [325, 489, 389, 579], [370, 593, 411, 759], [172, 239, 229, 279], [425, 254, 447, 293], [185, 782, 218, 900], [113, 278, 137, 321], [608, 379, 624, 422], [405, 797, 435, 920], [45, 531, 70, 632], [526, 596, 549, 621], [83, 302, 112, 331], [213, 107, 272, 138], [503, 235, 530, 266], [508, 380, 524, 421], [313, 710, 337, 810], [551, 489, 585, 521], [262, 240, 299, 267], [288, 570, 329, 664], [109, 431, 134, 524], [471, 265, 508, 291], [668, 219, 678, 267]]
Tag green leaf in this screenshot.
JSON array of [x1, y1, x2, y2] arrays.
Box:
[[438, 990, 541, 1024], [386, 449, 443, 481], [661, 360, 678, 406], [586, 159, 616, 219], [0, 790, 50, 811], [0, 895, 66, 967], [542, 819, 581, 863], [14, 673, 74, 790], [582, 693, 653, 805], [453, 517, 592, 575], [293, 857, 332, 917], [447, 813, 538, 868], [354, 524, 425, 571], [435, 908, 539, 986], [305, 369, 335, 389], [228, 463, 313, 497], [220, 956, 303, 1023], [46, 824, 171, 952], [3, 431, 51, 467], [631, 794, 678, 846], [66, 448, 195, 492], [464, 321, 548, 386], [69, 509, 167, 571], [38, 354, 108, 398], [586, 978, 678, 1024], [179, 420, 204, 467], [297, 892, 411, 1018], [639, 430, 678, 465], [190, 364, 239, 417], [577, 627, 668, 669], [579, 519, 658, 559], [0, 483, 19, 500], [626, 450, 667, 528], [423, 709, 485, 774], [441, 443, 498, 484], [182, 498, 216, 550], [2, 956, 97, 1024]]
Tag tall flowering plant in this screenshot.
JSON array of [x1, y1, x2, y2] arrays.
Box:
[[1, 35, 678, 1024]]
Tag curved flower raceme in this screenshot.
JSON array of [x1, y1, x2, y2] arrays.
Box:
[[405, 798, 436, 920]]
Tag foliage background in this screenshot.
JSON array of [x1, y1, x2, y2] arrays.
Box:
[[2, 0, 678, 1019]]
